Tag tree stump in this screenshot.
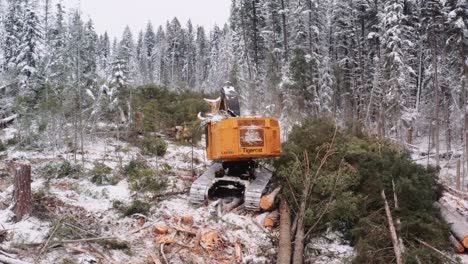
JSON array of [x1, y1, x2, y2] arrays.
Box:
[[10, 161, 32, 222]]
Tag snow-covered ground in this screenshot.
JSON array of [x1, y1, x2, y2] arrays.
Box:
[[3, 126, 466, 263], [409, 136, 468, 263], [0, 127, 284, 263]]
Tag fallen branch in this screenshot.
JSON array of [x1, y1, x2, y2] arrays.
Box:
[[130, 222, 153, 234], [38, 216, 64, 258], [149, 253, 163, 264], [0, 253, 32, 264], [152, 189, 189, 200], [172, 225, 197, 236], [160, 244, 168, 264], [52, 236, 117, 245], [63, 245, 89, 254], [415, 238, 458, 264], [0, 114, 18, 129]]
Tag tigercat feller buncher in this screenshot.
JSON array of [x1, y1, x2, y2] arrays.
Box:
[[189, 84, 282, 210]]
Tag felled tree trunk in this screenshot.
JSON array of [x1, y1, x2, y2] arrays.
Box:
[[277, 200, 292, 264], [292, 191, 308, 264], [11, 162, 32, 222], [381, 189, 404, 264]]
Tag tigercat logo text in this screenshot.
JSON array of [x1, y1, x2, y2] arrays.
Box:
[[242, 148, 263, 154]]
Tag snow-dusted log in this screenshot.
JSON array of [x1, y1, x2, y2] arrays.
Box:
[[442, 185, 468, 201], [437, 203, 468, 248], [260, 187, 281, 211], [11, 161, 32, 222], [0, 114, 18, 128]]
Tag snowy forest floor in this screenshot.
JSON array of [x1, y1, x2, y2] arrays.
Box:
[[0, 127, 354, 264], [409, 136, 468, 263]]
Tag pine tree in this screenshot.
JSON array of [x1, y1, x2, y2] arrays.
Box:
[[184, 20, 196, 88], [153, 25, 166, 85], [195, 26, 208, 90], [112, 26, 135, 87], [144, 22, 156, 83], [4, 0, 24, 72], [136, 30, 148, 84], [16, 3, 42, 90], [82, 20, 98, 88], [381, 0, 413, 117], [49, 2, 68, 86], [97, 32, 110, 77]]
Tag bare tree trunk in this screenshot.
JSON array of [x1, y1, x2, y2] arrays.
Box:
[[427, 109, 433, 168], [465, 132, 468, 191], [11, 162, 32, 222], [292, 155, 312, 264], [239, 5, 252, 81], [407, 127, 413, 145], [432, 38, 440, 168], [280, 0, 288, 62], [443, 91, 451, 153], [277, 200, 292, 264], [460, 38, 468, 191], [292, 202, 306, 264], [381, 189, 404, 264], [456, 159, 461, 191]]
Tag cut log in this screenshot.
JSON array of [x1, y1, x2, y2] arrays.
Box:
[[154, 225, 169, 235], [264, 210, 279, 228], [11, 162, 32, 222], [181, 215, 193, 226], [449, 234, 464, 253], [277, 200, 292, 264], [260, 187, 282, 211], [437, 203, 468, 248], [381, 189, 404, 264], [200, 231, 219, 250]]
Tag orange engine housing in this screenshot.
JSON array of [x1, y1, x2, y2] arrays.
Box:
[[206, 117, 282, 161]]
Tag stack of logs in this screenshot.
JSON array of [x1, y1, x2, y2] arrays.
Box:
[[436, 202, 468, 254]]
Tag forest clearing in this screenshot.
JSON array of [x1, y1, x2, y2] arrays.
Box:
[[0, 0, 467, 263]]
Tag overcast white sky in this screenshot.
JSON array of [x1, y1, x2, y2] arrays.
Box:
[[61, 0, 231, 39]]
